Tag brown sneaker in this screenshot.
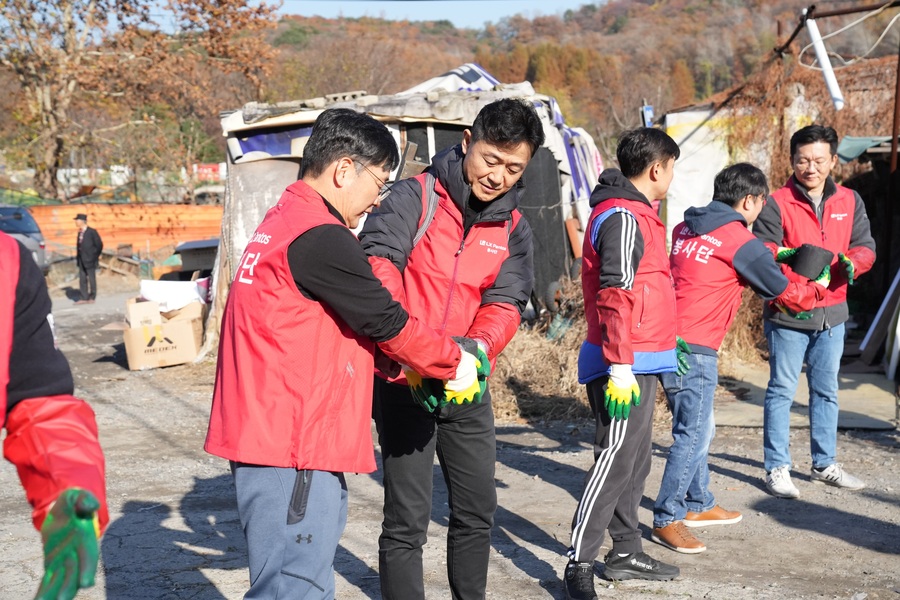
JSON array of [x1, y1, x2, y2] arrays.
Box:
[[683, 505, 743, 527], [651, 521, 706, 554]]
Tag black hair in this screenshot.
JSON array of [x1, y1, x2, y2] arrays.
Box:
[[790, 124, 839, 157], [469, 98, 545, 157], [616, 127, 680, 179], [713, 163, 769, 207], [300, 108, 400, 178]]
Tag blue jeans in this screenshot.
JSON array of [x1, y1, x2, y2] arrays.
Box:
[[653, 352, 717, 528], [763, 321, 844, 473]]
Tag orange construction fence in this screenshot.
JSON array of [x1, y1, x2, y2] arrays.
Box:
[[31, 203, 224, 258]]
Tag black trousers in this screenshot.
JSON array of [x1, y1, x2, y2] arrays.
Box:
[[373, 377, 497, 600], [78, 263, 97, 300], [567, 374, 657, 562]]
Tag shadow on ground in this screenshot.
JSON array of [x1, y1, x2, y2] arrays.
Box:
[[101, 475, 245, 599]]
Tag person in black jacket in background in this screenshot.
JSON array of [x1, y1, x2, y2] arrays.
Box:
[[74, 213, 103, 304]]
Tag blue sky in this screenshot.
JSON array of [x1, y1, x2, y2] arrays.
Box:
[[282, 1, 596, 30]]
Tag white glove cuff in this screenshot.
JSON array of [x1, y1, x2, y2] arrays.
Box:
[[446, 352, 477, 391], [608, 363, 635, 386]]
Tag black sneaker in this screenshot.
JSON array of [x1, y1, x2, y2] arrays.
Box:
[[603, 551, 679, 581], [564, 560, 598, 600]]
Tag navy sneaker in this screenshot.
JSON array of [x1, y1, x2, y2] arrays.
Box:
[[603, 550, 679, 581]]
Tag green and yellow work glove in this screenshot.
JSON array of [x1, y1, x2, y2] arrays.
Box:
[[444, 340, 483, 405], [35, 488, 101, 600], [774, 303, 813, 320], [675, 336, 692, 376], [774, 246, 798, 264], [812, 264, 831, 288], [404, 369, 445, 413], [605, 363, 641, 421], [838, 253, 856, 285], [450, 337, 490, 400]]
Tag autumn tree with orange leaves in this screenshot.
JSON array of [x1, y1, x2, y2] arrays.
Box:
[[0, 0, 278, 199]]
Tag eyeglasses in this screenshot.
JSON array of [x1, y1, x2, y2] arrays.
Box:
[[793, 157, 832, 170], [357, 162, 391, 204]]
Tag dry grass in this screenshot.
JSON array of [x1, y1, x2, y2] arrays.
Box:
[[491, 278, 588, 422]]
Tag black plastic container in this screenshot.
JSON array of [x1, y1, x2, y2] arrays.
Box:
[[790, 243, 834, 279]]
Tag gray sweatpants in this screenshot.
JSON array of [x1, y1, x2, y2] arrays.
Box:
[[567, 374, 657, 562], [231, 462, 348, 599]]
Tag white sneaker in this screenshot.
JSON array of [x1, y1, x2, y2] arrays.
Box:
[[765, 466, 800, 499], [810, 463, 866, 490]]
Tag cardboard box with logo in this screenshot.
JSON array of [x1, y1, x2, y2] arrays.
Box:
[[123, 298, 207, 370]]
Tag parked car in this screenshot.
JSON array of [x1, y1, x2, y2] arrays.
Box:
[[0, 204, 50, 275]]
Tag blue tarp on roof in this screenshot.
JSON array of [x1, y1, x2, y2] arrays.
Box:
[[838, 136, 892, 163]]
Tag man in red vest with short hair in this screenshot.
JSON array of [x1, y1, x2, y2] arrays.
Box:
[[359, 98, 544, 600], [564, 127, 681, 599], [753, 125, 876, 499], [650, 163, 828, 556]]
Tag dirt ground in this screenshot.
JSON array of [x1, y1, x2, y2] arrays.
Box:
[[1, 272, 898, 600]]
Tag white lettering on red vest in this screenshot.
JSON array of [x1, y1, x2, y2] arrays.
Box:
[[237, 251, 260, 284], [672, 238, 716, 264]]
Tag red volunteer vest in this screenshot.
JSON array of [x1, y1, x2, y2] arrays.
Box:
[[770, 180, 857, 307], [582, 198, 676, 367], [1, 232, 109, 532], [670, 220, 752, 350], [205, 181, 377, 473]]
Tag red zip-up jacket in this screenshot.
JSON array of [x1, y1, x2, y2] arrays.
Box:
[[671, 201, 823, 354], [753, 176, 875, 330], [359, 144, 534, 381]]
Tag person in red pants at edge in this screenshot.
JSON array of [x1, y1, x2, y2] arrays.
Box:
[[650, 163, 829, 555], [0, 230, 109, 599]]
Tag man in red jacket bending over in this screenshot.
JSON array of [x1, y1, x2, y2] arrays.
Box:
[[753, 125, 876, 499], [1, 231, 108, 599], [205, 108, 480, 600]]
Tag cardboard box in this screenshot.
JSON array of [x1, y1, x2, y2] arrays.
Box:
[[123, 318, 203, 371], [161, 300, 208, 323], [125, 298, 162, 328], [123, 297, 206, 370]]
